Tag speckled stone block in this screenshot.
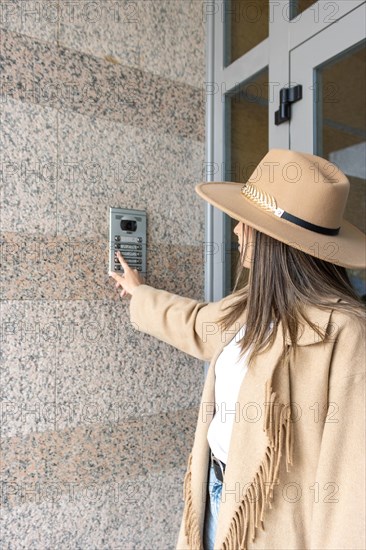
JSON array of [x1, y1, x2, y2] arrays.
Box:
[[0, 458, 190, 549], [1, 407, 197, 482], [58, 0, 142, 70], [1, 296, 205, 434], [0, 412, 196, 548], [1, 473, 162, 549], [54, 301, 204, 430], [0, 232, 109, 300], [0, 301, 58, 437], [0, 498, 57, 549], [54, 300, 148, 430], [0, 473, 146, 548], [46, 486, 146, 549], [0, 98, 58, 234], [0, 232, 205, 300], [1, 1, 205, 88], [0, 0, 59, 43], [1, 419, 145, 489], [0, 0, 23, 34], [57, 0, 205, 88], [132, 336, 205, 417], [1, 3, 206, 548], [0, 28, 204, 140], [57, 109, 205, 242], [138, 0, 205, 88], [142, 468, 188, 550], [142, 408, 198, 474]]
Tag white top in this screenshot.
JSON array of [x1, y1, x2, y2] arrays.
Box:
[[207, 325, 249, 464], [207, 322, 273, 464]]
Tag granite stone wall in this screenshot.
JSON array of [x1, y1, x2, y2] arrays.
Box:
[[0, 1, 206, 547]]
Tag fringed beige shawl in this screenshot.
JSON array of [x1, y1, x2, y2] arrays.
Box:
[[130, 284, 366, 550]]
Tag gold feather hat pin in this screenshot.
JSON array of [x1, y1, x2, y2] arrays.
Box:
[[241, 182, 284, 218]]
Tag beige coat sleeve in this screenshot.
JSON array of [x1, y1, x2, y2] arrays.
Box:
[[310, 318, 366, 549], [129, 284, 238, 361]]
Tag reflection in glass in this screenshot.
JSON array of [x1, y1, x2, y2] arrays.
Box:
[[224, 0, 268, 66], [290, 0, 318, 19], [316, 41, 366, 299], [224, 68, 269, 294]]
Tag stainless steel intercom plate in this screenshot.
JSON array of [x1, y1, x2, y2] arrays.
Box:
[[109, 207, 147, 276]]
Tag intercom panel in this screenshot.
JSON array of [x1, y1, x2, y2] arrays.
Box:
[[109, 207, 147, 276]]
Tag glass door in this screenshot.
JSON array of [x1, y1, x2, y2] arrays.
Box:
[[290, 3, 366, 297], [206, 0, 366, 300], [224, 68, 269, 293]]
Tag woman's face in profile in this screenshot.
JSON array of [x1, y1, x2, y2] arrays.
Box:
[[233, 221, 253, 269]]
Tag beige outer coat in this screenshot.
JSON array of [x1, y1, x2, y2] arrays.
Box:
[[130, 284, 365, 550]]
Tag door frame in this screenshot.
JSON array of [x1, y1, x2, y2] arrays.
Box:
[[204, 0, 365, 301], [290, 3, 366, 152]]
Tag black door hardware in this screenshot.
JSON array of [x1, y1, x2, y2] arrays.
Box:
[[275, 85, 303, 125]]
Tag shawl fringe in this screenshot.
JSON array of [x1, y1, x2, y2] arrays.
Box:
[[182, 377, 294, 550], [183, 451, 204, 549], [221, 377, 294, 550]]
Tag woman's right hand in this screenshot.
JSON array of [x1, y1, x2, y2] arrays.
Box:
[[108, 251, 144, 298]]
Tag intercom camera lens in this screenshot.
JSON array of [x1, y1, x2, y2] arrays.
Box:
[[121, 219, 137, 232]]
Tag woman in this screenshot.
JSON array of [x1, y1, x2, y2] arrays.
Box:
[[109, 149, 366, 550]]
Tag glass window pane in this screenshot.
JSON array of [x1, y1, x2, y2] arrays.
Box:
[[316, 41, 366, 299], [290, 0, 318, 19], [224, 0, 269, 66], [224, 68, 269, 294]]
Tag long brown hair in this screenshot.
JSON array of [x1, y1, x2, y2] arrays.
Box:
[[217, 224, 366, 368]]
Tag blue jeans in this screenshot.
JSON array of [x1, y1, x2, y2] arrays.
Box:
[[203, 463, 223, 550]]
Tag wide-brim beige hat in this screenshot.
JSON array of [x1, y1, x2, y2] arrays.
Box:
[[196, 149, 366, 269]]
